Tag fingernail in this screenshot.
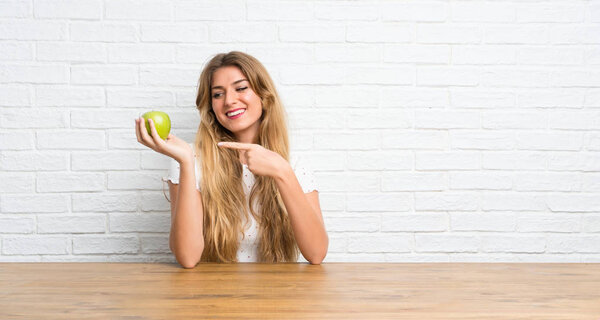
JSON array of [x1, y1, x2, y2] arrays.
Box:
[[217, 142, 224, 146]]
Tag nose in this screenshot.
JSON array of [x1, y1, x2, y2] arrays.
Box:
[[224, 90, 238, 108]]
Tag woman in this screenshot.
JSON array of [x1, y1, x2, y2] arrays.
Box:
[[134, 51, 328, 268]]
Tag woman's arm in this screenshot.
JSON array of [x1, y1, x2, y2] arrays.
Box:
[[274, 166, 328, 265], [168, 159, 205, 269]]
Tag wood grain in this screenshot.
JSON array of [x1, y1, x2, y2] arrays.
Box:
[[1, 263, 599, 319]]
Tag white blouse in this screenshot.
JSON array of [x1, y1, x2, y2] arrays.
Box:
[[162, 144, 318, 262]]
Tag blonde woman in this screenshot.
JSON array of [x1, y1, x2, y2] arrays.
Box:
[[134, 51, 328, 268]]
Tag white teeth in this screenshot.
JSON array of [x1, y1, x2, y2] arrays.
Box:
[[227, 109, 245, 117]]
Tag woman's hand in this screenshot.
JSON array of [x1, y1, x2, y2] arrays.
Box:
[[217, 142, 290, 178], [135, 117, 193, 164]]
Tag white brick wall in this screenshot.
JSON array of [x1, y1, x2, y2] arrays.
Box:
[[1, 0, 599, 264]]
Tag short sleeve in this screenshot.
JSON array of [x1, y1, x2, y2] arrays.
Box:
[[291, 155, 317, 193], [161, 143, 201, 191]]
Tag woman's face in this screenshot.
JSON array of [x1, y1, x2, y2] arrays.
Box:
[[211, 66, 263, 144]]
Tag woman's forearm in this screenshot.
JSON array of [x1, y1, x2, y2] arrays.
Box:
[[170, 160, 204, 267], [273, 165, 328, 264]]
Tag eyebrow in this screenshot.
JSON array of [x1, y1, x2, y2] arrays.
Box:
[[211, 79, 248, 90]]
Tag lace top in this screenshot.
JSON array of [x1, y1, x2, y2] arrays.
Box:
[[162, 144, 318, 262]]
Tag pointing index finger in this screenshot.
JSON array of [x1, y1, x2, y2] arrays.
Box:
[[217, 142, 253, 150]]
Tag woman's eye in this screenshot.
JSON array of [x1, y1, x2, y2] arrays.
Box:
[[237, 87, 247, 91], [212, 87, 246, 99], [212, 93, 222, 98]]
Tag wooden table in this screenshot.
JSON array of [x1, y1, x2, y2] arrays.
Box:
[[1, 263, 599, 319]]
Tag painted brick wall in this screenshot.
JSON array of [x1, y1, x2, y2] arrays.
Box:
[[1, 0, 599, 263]]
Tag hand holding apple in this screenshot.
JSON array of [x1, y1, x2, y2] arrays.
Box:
[[135, 111, 193, 165], [142, 111, 171, 140]]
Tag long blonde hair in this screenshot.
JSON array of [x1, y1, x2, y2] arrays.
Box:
[[194, 51, 298, 263]]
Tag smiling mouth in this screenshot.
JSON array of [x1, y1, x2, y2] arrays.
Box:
[[226, 109, 246, 119]]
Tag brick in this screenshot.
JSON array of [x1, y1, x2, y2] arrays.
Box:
[[483, 151, 547, 170], [175, 1, 244, 21], [347, 109, 412, 129], [0, 131, 34, 150], [71, 65, 137, 85], [549, 111, 600, 130], [35, 86, 105, 107], [347, 193, 412, 212], [1, 194, 69, 213], [316, 44, 379, 63], [0, 86, 31, 106], [104, 0, 171, 20], [451, 2, 515, 22], [140, 192, 170, 212], [382, 212, 448, 232], [73, 236, 139, 254], [482, 112, 547, 129], [280, 24, 345, 43], [347, 23, 413, 43], [288, 110, 344, 130], [381, 87, 449, 108], [140, 24, 208, 43], [107, 43, 174, 63], [347, 151, 412, 171], [37, 214, 106, 233], [71, 109, 140, 129], [37, 172, 105, 192], [0, 151, 68, 171], [72, 193, 137, 212], [315, 86, 377, 108], [450, 131, 514, 150], [3, 236, 69, 255], [517, 213, 580, 233], [416, 152, 480, 170], [348, 234, 412, 253], [139, 67, 199, 87], [482, 68, 549, 87], [514, 173, 581, 192], [418, 24, 482, 44], [71, 151, 139, 171], [481, 235, 545, 253], [381, 2, 447, 22], [482, 192, 546, 211], [325, 215, 380, 232], [547, 194, 600, 212], [546, 235, 600, 253], [315, 173, 378, 192], [246, 0, 312, 21], [0, 42, 33, 61], [107, 172, 163, 190], [140, 235, 170, 254], [452, 45, 516, 65], [109, 213, 169, 232], [415, 234, 478, 253], [516, 132, 582, 151], [418, 67, 479, 86], [384, 44, 450, 64], [0, 0, 31, 18], [415, 110, 480, 129], [210, 23, 277, 43], [36, 130, 105, 150], [450, 89, 514, 108], [382, 172, 447, 191], [34, 0, 102, 19], [451, 212, 515, 232], [0, 21, 66, 40], [383, 130, 448, 150], [415, 192, 479, 211], [0, 217, 35, 233], [485, 25, 548, 44], [582, 173, 600, 191], [1, 108, 68, 128], [449, 172, 512, 190], [70, 22, 137, 42], [0, 173, 34, 193], [0, 64, 68, 84], [314, 132, 378, 150], [516, 4, 584, 23]]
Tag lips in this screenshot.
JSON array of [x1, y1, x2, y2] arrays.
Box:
[[226, 108, 246, 119]]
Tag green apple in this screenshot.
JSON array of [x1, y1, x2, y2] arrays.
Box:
[[142, 110, 171, 140]]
